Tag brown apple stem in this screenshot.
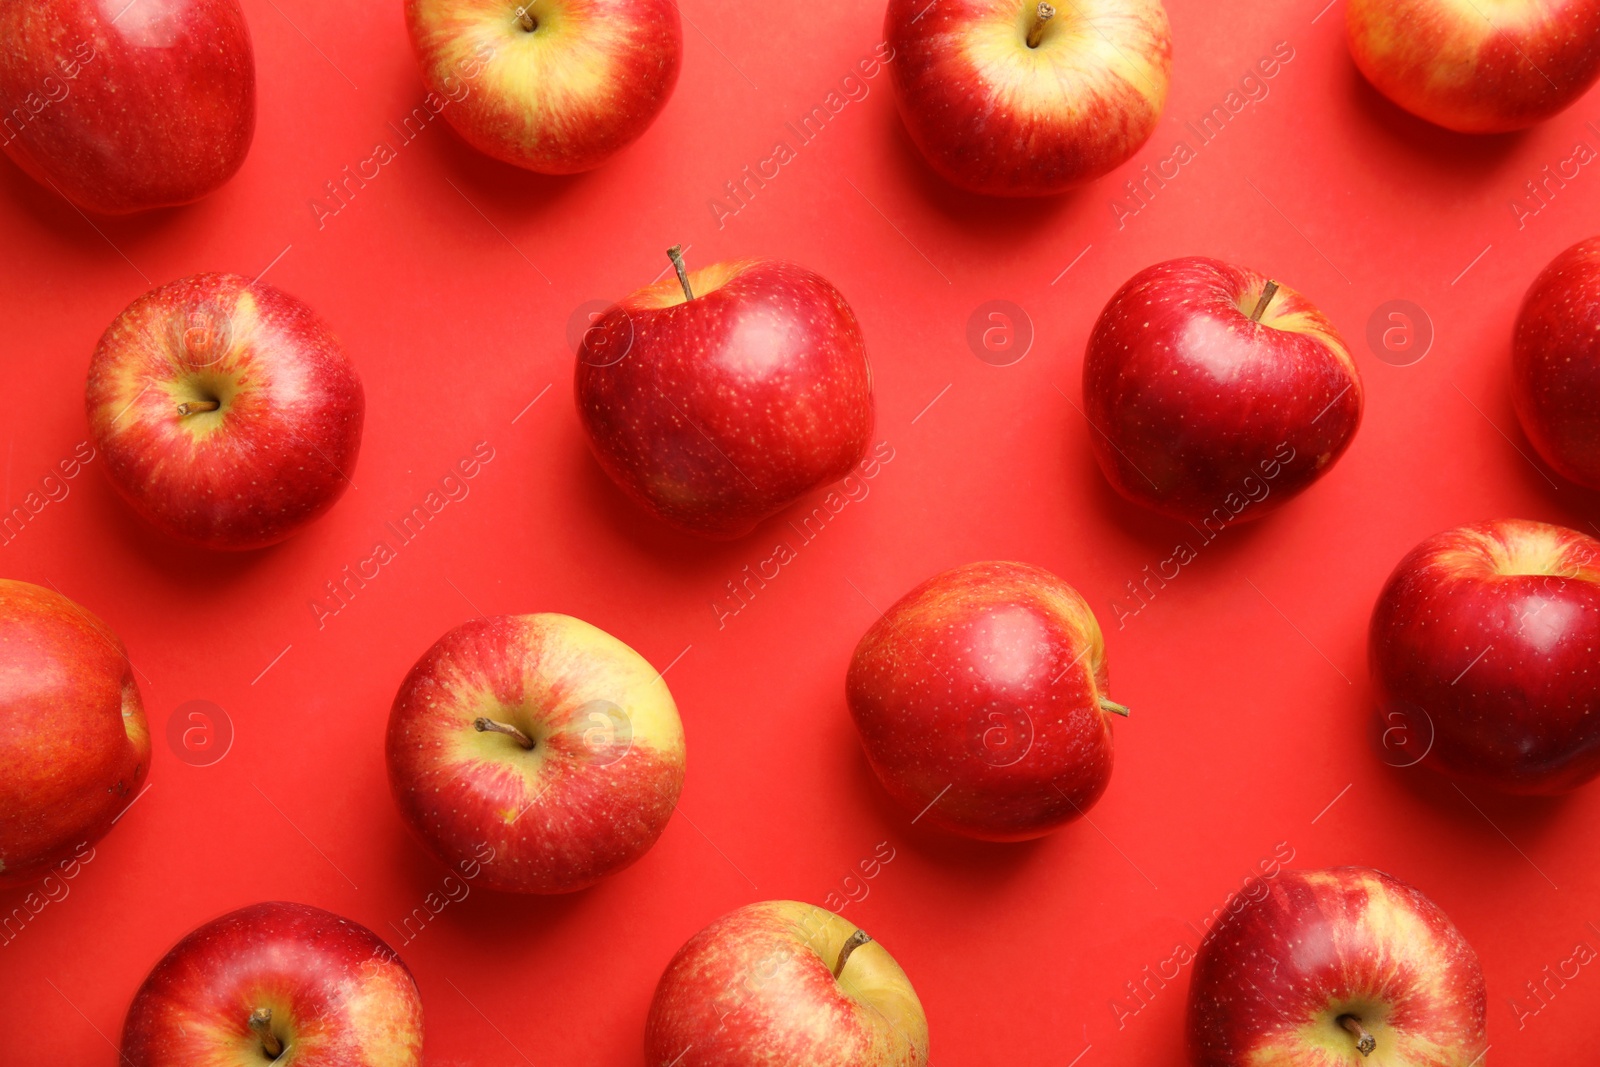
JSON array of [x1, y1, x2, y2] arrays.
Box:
[[1250, 280, 1280, 323], [249, 1008, 283, 1059], [515, 3, 536, 30], [474, 717, 535, 750], [1026, 2, 1056, 47], [1099, 697, 1132, 718], [667, 245, 694, 301], [833, 929, 872, 980], [176, 399, 221, 416], [1338, 1015, 1376, 1058]]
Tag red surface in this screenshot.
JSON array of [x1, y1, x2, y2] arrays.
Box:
[[1, 1, 1598, 1063]]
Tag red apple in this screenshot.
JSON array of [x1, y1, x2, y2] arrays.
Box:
[[1083, 257, 1363, 524], [1348, 0, 1600, 133], [846, 561, 1126, 842], [645, 900, 929, 1067], [1513, 236, 1600, 489], [1187, 867, 1486, 1066], [885, 0, 1172, 196], [0, 0, 254, 214], [1370, 518, 1600, 794], [121, 901, 424, 1065], [405, 0, 680, 174], [0, 580, 149, 888], [576, 250, 874, 539], [85, 273, 364, 551], [387, 612, 685, 894]]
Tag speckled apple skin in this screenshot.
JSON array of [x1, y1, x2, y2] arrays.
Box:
[[1348, 0, 1600, 133], [885, 0, 1172, 196], [121, 901, 424, 1067], [1187, 867, 1486, 1067], [576, 259, 874, 539], [1083, 257, 1363, 524], [645, 900, 929, 1067], [846, 561, 1121, 842], [86, 273, 364, 551], [0, 580, 149, 888], [1513, 236, 1600, 489], [1370, 518, 1600, 794], [0, 0, 255, 214]]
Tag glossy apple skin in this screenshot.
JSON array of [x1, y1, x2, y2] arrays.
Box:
[[1083, 257, 1363, 524], [387, 613, 685, 894], [121, 901, 424, 1066], [1187, 867, 1486, 1067], [0, 580, 149, 888], [576, 259, 874, 539], [1370, 518, 1600, 794], [1513, 237, 1600, 489], [1348, 0, 1600, 133], [85, 273, 364, 551], [846, 561, 1122, 842], [885, 0, 1172, 196], [646, 900, 929, 1067], [0, 0, 254, 214], [406, 0, 680, 174]]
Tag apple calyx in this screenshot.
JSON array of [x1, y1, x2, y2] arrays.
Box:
[[1249, 281, 1280, 323], [248, 1007, 285, 1059], [1338, 1014, 1376, 1058], [1026, 3, 1056, 48], [1098, 697, 1131, 718], [833, 928, 873, 980], [474, 716, 536, 750], [176, 399, 222, 416], [667, 245, 695, 301]]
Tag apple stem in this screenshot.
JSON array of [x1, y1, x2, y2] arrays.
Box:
[[1026, 2, 1055, 47], [667, 245, 694, 301], [176, 399, 221, 416], [474, 717, 535, 750], [1338, 1015, 1376, 1058], [833, 929, 873, 980], [1250, 281, 1280, 323], [515, 3, 536, 30], [1099, 697, 1131, 718], [249, 1008, 283, 1059]]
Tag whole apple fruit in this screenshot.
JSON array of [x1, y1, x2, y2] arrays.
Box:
[[0, 580, 149, 888], [1348, 0, 1600, 133], [1187, 867, 1486, 1066], [121, 901, 424, 1065], [1370, 518, 1600, 793], [387, 612, 685, 894], [1513, 236, 1600, 489], [885, 0, 1172, 196], [846, 561, 1126, 841], [85, 273, 364, 551], [576, 249, 874, 539], [1083, 257, 1363, 524], [645, 900, 929, 1067], [405, 0, 680, 174], [0, 0, 255, 214]]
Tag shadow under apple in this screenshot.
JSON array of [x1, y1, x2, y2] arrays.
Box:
[[1342, 56, 1529, 182]]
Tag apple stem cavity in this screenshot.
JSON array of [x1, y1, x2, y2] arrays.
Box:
[[176, 399, 221, 416], [474, 716, 536, 750], [1250, 280, 1280, 323], [515, 4, 536, 31], [667, 245, 695, 301], [248, 1007, 284, 1059], [1338, 1014, 1377, 1058], [1026, 2, 1056, 47], [1098, 697, 1132, 718], [833, 928, 873, 980]]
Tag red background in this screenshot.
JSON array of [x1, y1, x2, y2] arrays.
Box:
[[2, 0, 1599, 1063]]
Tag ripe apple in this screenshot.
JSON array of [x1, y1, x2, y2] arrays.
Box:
[[645, 900, 929, 1066], [846, 561, 1127, 842], [0, 0, 255, 214], [1370, 518, 1600, 794], [1348, 0, 1600, 133], [1083, 257, 1363, 524], [85, 273, 365, 551], [386, 612, 685, 894], [576, 249, 874, 539], [1187, 867, 1486, 1066], [885, 0, 1172, 196], [1513, 236, 1600, 489], [405, 0, 681, 174], [121, 901, 424, 1065], [0, 580, 149, 888]]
